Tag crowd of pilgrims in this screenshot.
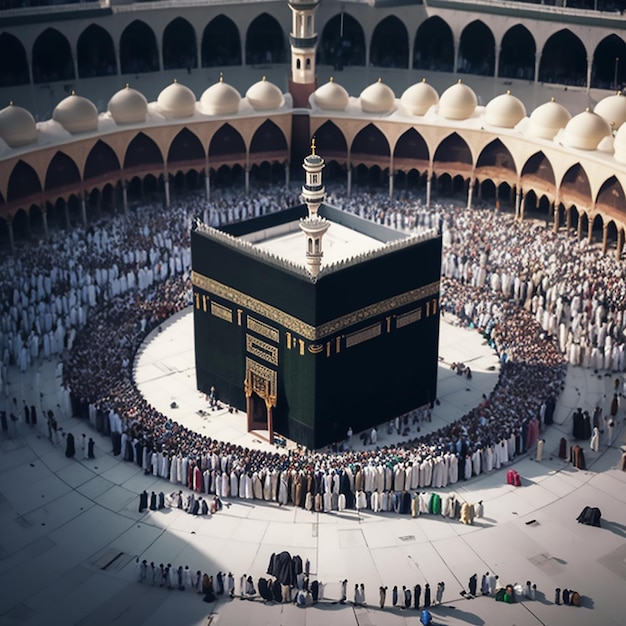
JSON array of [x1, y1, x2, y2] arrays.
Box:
[[3, 183, 626, 512]]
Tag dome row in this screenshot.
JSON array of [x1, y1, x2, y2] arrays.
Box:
[[313, 77, 626, 150], [0, 76, 285, 147], [1, 76, 626, 155]]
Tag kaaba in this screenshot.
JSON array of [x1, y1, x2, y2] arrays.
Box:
[[191, 146, 441, 450]]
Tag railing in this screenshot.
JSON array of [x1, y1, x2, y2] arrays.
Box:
[[0, 0, 107, 15]]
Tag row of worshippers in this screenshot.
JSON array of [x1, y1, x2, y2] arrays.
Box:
[[56, 192, 579, 511], [137, 489, 223, 515], [438, 198, 626, 372], [61, 273, 566, 514]]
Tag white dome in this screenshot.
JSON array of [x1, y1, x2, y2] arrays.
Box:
[[107, 84, 148, 124], [485, 91, 526, 128], [360, 78, 395, 114], [594, 92, 626, 131], [157, 80, 196, 118], [400, 79, 439, 116], [200, 76, 241, 115], [438, 80, 477, 120], [613, 122, 626, 163], [526, 98, 571, 139], [0, 102, 37, 147], [52, 92, 98, 134], [563, 108, 611, 150], [313, 77, 349, 111], [245, 76, 284, 111]]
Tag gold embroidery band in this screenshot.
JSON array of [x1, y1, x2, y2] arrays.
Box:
[[396, 307, 422, 328], [247, 316, 280, 343], [210, 301, 233, 323], [346, 323, 381, 348], [246, 334, 279, 365], [192, 271, 439, 341]]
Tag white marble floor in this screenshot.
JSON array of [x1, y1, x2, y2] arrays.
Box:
[[0, 313, 625, 626]]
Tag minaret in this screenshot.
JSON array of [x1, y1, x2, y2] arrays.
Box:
[[299, 139, 330, 278], [288, 0, 320, 107]]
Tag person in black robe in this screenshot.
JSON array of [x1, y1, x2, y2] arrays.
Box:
[[392, 585, 398, 606], [424, 583, 431, 607], [158, 492, 165, 509], [139, 490, 148, 512], [24, 404, 30, 426], [414, 583, 421, 609], [558, 437, 567, 459], [404, 586, 411, 608], [149, 491, 157, 511], [215, 572, 224, 595], [203, 575, 215, 603], [190, 497, 200, 515], [111, 431, 122, 456], [271, 578, 282, 602], [0, 411, 8, 433], [311, 580, 319, 603], [258, 577, 270, 601], [468, 574, 477, 596], [30, 405, 37, 426], [65, 432, 75, 458], [88, 437, 95, 459], [200, 498, 209, 515]]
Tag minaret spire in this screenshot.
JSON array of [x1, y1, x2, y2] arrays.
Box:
[[299, 138, 330, 278]]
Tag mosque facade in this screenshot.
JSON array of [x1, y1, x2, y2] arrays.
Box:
[[1, 0, 626, 260]]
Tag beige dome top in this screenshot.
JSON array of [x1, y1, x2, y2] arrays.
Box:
[[400, 79, 439, 116], [0, 102, 37, 147], [613, 122, 626, 163], [360, 78, 395, 114], [200, 75, 241, 115], [594, 92, 626, 130], [52, 92, 98, 134], [314, 77, 349, 111], [526, 98, 571, 140], [157, 80, 197, 118], [485, 90, 526, 128], [438, 80, 477, 120], [245, 76, 284, 111], [107, 84, 148, 124], [562, 108, 611, 150]]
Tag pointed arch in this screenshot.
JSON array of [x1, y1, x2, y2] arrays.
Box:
[[246, 13, 286, 65], [77, 24, 116, 78], [8, 160, 42, 202], [45, 151, 81, 192], [351, 124, 390, 168], [0, 33, 29, 87], [370, 16, 408, 69], [559, 163, 592, 210], [539, 30, 586, 86], [167, 127, 205, 166], [313, 120, 347, 164], [202, 15, 242, 67], [84, 140, 121, 182], [413, 16, 453, 72], [393, 128, 429, 173], [209, 124, 246, 164], [432, 133, 472, 177], [120, 20, 159, 75], [250, 120, 288, 160], [458, 20, 495, 77], [318, 13, 365, 68], [32, 28, 74, 83], [596, 176, 626, 220], [521, 151, 556, 200], [163, 17, 197, 71], [124, 132, 163, 169], [592, 34, 626, 90], [475, 139, 516, 185], [499, 25, 535, 81]]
